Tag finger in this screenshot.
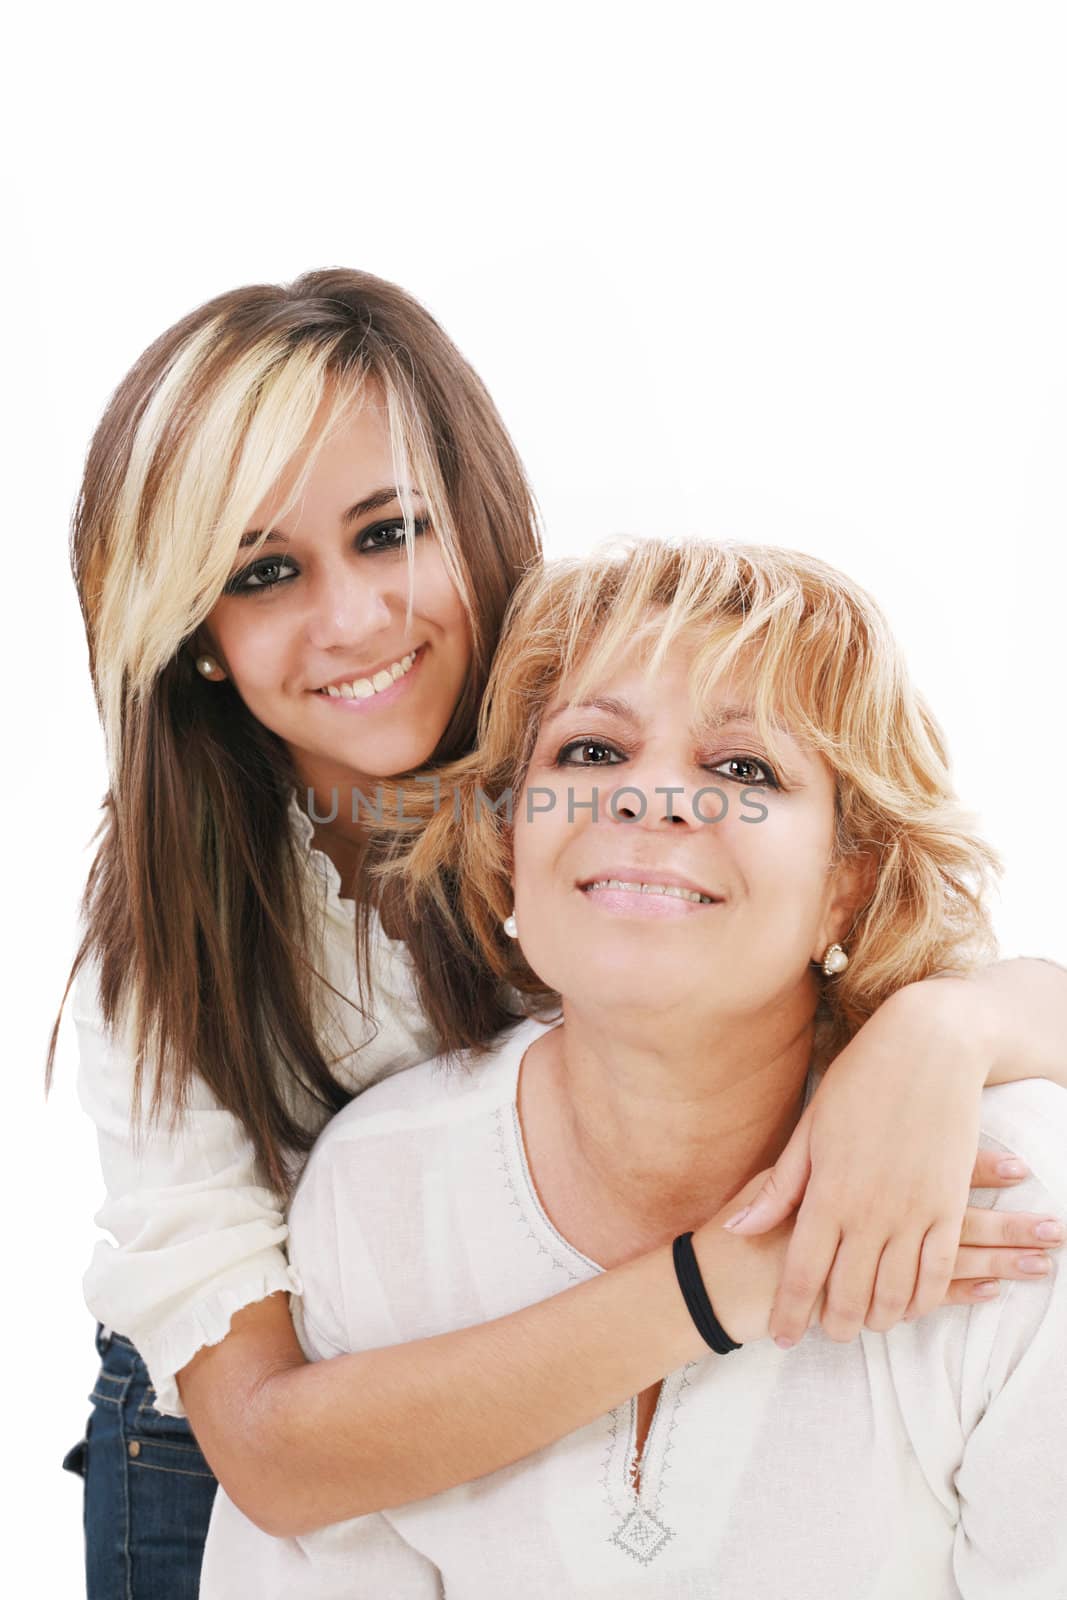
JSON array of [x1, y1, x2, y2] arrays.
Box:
[[943, 1277, 1002, 1307], [768, 1209, 841, 1348], [958, 1206, 1065, 1250], [819, 1231, 887, 1344], [951, 1244, 1053, 1281], [970, 1149, 1031, 1188], [904, 1221, 960, 1321], [864, 1232, 923, 1333], [722, 1108, 813, 1235]]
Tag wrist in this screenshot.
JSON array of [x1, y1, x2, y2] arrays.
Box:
[[884, 974, 1000, 1088], [689, 1217, 760, 1346]]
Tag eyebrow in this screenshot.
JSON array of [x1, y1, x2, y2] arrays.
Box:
[[541, 696, 640, 727], [238, 486, 422, 548], [697, 703, 771, 733], [541, 698, 779, 736]]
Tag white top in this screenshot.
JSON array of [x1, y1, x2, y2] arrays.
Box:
[[200, 1014, 1067, 1600], [71, 793, 439, 1416]]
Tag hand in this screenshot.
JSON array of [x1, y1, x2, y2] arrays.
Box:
[[708, 980, 1063, 1347], [693, 1156, 1063, 1347]]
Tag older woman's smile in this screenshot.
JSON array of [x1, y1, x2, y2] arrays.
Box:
[[577, 867, 723, 915]]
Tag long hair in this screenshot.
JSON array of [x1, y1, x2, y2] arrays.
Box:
[[47, 269, 541, 1192], [377, 538, 1001, 1073]]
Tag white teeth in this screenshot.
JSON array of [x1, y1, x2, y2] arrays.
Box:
[[318, 649, 419, 699], [584, 879, 715, 904]]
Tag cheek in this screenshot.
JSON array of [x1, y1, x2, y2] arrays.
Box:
[[218, 612, 296, 694], [417, 550, 472, 651], [726, 806, 835, 927], [510, 799, 569, 916]]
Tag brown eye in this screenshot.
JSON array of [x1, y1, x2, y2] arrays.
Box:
[[708, 756, 779, 788], [556, 739, 625, 766]]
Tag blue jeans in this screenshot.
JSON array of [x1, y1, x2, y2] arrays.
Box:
[[63, 1325, 219, 1599]]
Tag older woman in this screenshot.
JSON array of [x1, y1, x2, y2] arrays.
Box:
[[200, 540, 1067, 1598]]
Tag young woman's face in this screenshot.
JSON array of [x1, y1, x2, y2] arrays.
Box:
[[199, 386, 472, 792], [511, 632, 864, 1022]]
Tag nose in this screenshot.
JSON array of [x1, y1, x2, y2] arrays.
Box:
[[611, 793, 690, 826], [607, 768, 701, 829], [303, 563, 392, 652]]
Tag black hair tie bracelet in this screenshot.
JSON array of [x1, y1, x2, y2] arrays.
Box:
[[672, 1231, 743, 1355]]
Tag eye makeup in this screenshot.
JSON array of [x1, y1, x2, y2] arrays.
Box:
[[223, 517, 431, 596]]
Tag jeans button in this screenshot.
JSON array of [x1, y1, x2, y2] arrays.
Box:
[[128, 1440, 141, 1458]]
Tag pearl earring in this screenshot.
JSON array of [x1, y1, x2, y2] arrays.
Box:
[[503, 913, 518, 939], [196, 655, 219, 678], [821, 942, 849, 976]]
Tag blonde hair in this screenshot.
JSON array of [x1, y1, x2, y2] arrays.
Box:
[[382, 537, 1001, 1070], [50, 270, 541, 1190]]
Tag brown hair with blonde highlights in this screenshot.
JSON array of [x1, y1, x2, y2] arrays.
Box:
[[47, 269, 540, 1192], [381, 537, 1001, 1072]]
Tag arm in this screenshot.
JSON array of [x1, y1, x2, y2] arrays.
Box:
[[74, 951, 1059, 1537], [722, 956, 1067, 1348], [961, 956, 1067, 1087], [180, 1140, 1056, 1540], [71, 956, 298, 1418], [71, 953, 711, 1531], [179, 1243, 708, 1536]]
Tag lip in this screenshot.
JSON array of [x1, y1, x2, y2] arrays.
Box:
[[576, 865, 722, 901], [311, 644, 426, 694], [310, 644, 426, 713]]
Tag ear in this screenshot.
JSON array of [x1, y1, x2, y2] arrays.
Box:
[[816, 848, 877, 956], [190, 628, 228, 681]]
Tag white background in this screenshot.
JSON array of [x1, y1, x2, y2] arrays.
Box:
[[5, 2, 1066, 1589]]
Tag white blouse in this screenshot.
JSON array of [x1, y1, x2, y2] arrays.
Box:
[[200, 1015, 1067, 1600], [71, 793, 439, 1416]]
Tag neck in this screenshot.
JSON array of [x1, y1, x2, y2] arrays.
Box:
[[518, 988, 817, 1260], [293, 767, 375, 901]]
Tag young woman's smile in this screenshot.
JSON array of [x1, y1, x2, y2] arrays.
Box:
[[310, 641, 427, 711]]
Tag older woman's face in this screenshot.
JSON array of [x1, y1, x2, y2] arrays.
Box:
[[511, 634, 860, 1020]]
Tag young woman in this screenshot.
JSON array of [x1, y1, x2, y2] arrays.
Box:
[[201, 537, 1067, 1597], [50, 270, 1067, 1599]]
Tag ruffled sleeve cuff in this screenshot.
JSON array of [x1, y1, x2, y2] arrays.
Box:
[[132, 1257, 305, 1418]]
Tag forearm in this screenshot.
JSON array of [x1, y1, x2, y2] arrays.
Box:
[[180, 1243, 711, 1536], [962, 957, 1067, 1087]]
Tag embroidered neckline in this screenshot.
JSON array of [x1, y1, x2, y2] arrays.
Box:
[[492, 1023, 694, 1564], [285, 788, 409, 954]]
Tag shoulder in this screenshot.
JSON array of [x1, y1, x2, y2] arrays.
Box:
[[977, 1079, 1067, 1212], [307, 1014, 556, 1161]]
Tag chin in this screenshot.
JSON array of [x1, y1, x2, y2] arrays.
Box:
[[339, 740, 445, 778], [550, 971, 672, 1015]]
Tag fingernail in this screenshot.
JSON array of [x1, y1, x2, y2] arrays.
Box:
[[1034, 1221, 1064, 1242], [722, 1206, 752, 1231], [1017, 1254, 1051, 1274], [972, 1281, 999, 1298], [997, 1158, 1028, 1179], [774, 1335, 795, 1350]]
